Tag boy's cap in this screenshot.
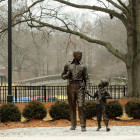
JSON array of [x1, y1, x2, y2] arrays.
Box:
[[73, 50, 82, 56], [101, 79, 109, 87]]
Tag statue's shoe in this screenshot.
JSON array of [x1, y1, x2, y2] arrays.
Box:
[[81, 126, 86, 132], [106, 128, 110, 132], [96, 126, 101, 131], [70, 126, 76, 130]]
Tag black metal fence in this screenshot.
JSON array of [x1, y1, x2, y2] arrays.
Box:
[[0, 85, 127, 103]]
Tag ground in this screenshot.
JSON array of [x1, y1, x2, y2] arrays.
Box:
[[0, 99, 140, 130]]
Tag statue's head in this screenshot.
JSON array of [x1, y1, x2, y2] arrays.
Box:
[[98, 79, 109, 88], [73, 50, 82, 61]]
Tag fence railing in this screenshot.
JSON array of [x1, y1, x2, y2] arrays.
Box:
[[0, 85, 127, 103]]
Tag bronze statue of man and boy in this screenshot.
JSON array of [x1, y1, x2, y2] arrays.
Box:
[[61, 50, 112, 132]]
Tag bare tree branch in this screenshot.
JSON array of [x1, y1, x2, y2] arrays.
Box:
[[54, 0, 127, 26], [13, 0, 44, 20], [106, 0, 130, 19], [0, 0, 5, 2], [0, 19, 31, 34], [117, 0, 130, 13], [29, 18, 127, 62], [42, 9, 71, 30], [66, 34, 76, 52], [0, 0, 44, 34], [97, 0, 109, 9], [106, 0, 126, 12]]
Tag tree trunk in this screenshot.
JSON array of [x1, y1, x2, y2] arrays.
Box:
[[126, 61, 140, 97], [126, 0, 140, 97], [136, 0, 140, 50]]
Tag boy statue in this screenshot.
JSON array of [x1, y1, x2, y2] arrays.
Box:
[[86, 79, 112, 131]]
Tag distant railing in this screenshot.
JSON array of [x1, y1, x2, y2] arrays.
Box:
[[0, 85, 127, 103], [14, 74, 62, 85]]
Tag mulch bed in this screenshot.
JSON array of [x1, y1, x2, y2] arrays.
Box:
[[0, 119, 140, 130], [0, 99, 140, 130]]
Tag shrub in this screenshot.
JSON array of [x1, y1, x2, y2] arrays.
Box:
[[49, 101, 70, 120], [106, 100, 123, 119], [125, 99, 140, 119], [22, 101, 47, 120], [85, 101, 96, 119], [0, 103, 21, 122]]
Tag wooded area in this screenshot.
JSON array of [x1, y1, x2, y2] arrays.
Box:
[[0, 0, 140, 97]]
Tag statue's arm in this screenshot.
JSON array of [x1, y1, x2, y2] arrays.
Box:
[[92, 91, 98, 99], [61, 63, 69, 80], [105, 91, 112, 99], [86, 91, 98, 99], [83, 66, 90, 92]]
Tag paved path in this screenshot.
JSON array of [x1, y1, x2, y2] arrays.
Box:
[[0, 126, 140, 137]]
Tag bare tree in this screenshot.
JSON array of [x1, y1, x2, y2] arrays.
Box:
[[22, 0, 139, 97], [0, 0, 140, 97]]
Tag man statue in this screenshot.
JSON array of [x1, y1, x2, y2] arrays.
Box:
[[86, 79, 112, 131], [61, 50, 89, 132]]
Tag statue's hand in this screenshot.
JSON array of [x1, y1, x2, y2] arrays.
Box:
[[84, 89, 89, 94], [105, 96, 112, 99], [62, 75, 67, 80]]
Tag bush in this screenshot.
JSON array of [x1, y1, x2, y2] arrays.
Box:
[[49, 101, 70, 120], [85, 101, 96, 119], [106, 100, 123, 119], [125, 99, 140, 119], [0, 103, 21, 122], [22, 101, 47, 120]]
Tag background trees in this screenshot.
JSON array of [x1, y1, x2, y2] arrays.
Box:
[[0, 0, 139, 97]]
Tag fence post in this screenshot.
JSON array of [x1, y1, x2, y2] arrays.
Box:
[[124, 85, 126, 97], [15, 86, 17, 103], [44, 86, 46, 102]]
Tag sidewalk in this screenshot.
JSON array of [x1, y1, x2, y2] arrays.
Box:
[[0, 126, 140, 138]]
